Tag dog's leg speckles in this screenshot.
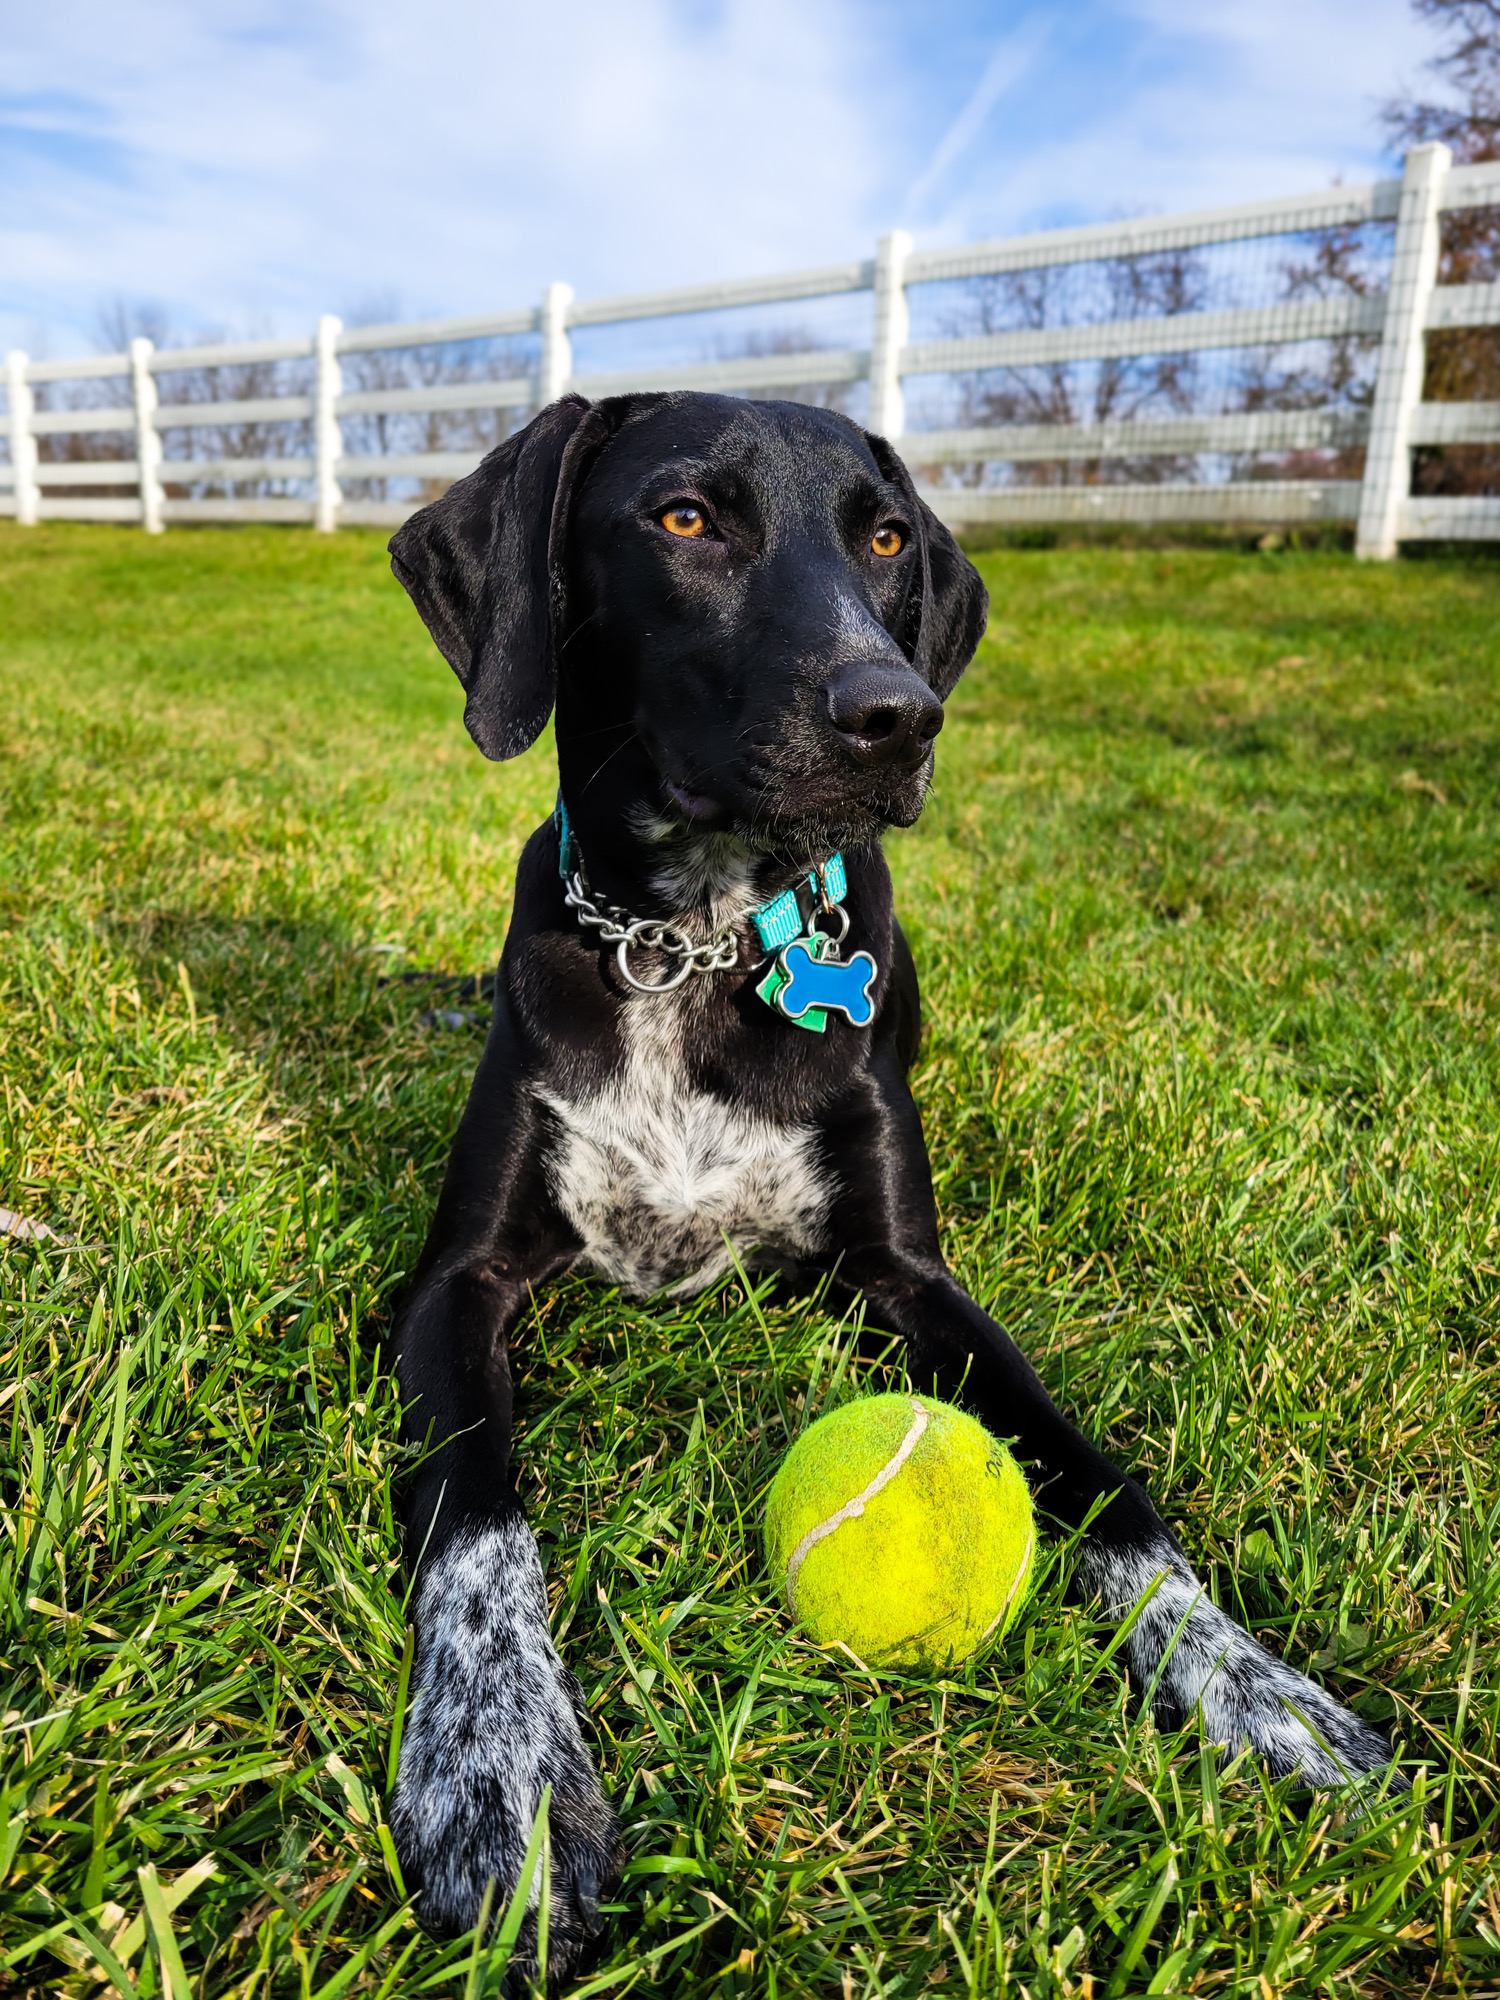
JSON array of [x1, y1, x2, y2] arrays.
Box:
[[1080, 1535, 1401, 1796], [390, 1516, 622, 1976]]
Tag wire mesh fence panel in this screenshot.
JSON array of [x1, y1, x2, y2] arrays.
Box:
[[4, 154, 1499, 543], [335, 331, 537, 506], [568, 288, 875, 418], [151, 352, 317, 504], [900, 220, 1396, 496]]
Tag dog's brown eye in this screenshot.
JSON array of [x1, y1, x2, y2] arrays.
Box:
[[661, 506, 706, 539], [871, 524, 904, 557]]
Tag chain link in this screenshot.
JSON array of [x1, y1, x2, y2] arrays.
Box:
[[563, 868, 742, 993]]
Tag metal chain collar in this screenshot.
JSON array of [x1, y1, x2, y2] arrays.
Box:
[[563, 865, 742, 994]]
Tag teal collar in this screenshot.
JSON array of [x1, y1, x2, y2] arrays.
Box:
[[554, 792, 846, 956], [750, 851, 848, 952]]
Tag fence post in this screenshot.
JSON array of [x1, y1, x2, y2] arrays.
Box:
[[867, 230, 912, 441], [5, 351, 39, 526], [1356, 143, 1451, 560], [539, 283, 574, 408], [129, 338, 165, 533], [314, 314, 344, 532]]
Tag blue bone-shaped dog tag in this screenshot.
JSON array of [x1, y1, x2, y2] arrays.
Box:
[[770, 939, 877, 1027]]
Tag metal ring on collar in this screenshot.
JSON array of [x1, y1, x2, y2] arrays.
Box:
[[811, 903, 851, 947], [616, 940, 695, 993]]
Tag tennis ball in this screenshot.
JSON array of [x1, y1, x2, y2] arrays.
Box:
[[764, 1393, 1035, 1670]]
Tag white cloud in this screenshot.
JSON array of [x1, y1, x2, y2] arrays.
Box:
[[2, 0, 891, 349], [0, 0, 1443, 356], [914, 0, 1433, 248]]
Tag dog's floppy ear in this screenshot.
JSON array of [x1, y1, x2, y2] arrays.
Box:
[[864, 430, 989, 700], [389, 394, 607, 760], [910, 492, 990, 699]]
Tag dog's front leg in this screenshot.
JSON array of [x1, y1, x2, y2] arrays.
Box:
[[389, 1044, 622, 1970], [816, 1056, 1398, 1797]]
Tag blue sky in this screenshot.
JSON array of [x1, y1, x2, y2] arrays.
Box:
[[3, 0, 1436, 357]]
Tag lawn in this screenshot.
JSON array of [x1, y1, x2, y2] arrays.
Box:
[[1, 521, 1498, 1998]]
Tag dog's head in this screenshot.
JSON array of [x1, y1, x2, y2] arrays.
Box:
[[390, 392, 987, 857]]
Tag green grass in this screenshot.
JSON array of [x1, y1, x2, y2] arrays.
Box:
[[1, 522, 1498, 1999]]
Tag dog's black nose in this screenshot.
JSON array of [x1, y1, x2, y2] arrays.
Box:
[[824, 663, 944, 770]]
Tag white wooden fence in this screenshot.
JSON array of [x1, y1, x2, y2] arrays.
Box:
[[3, 144, 1498, 558]]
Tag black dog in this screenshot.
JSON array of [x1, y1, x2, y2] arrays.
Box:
[[385, 392, 1396, 1978]]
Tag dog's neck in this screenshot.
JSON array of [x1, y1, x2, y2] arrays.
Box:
[[556, 737, 828, 931], [625, 805, 772, 929]]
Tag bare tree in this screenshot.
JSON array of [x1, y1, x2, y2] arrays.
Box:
[[95, 299, 172, 354], [1384, 0, 1500, 491], [710, 327, 857, 415], [149, 328, 313, 501], [337, 296, 533, 505], [21, 300, 171, 493], [917, 244, 1208, 489], [26, 290, 535, 510], [1383, 0, 1500, 158], [1222, 225, 1383, 485]]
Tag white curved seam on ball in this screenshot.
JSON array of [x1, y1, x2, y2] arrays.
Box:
[[784, 1398, 929, 1621], [979, 1519, 1035, 1642]]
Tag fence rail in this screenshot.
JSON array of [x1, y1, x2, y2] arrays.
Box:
[[4, 142, 1498, 555]]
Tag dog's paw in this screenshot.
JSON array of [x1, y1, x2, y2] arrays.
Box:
[[1084, 1538, 1401, 1794], [390, 1516, 623, 1976]]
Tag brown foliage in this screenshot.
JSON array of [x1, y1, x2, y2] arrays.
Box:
[[1385, 0, 1500, 492]]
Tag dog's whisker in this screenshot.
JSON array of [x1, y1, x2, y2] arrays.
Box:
[[577, 728, 644, 798], [556, 607, 603, 657]]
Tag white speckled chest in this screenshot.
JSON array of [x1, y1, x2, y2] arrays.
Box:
[[533, 994, 830, 1297]]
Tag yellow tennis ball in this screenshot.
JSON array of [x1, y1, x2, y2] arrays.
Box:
[[764, 1393, 1035, 1670]]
